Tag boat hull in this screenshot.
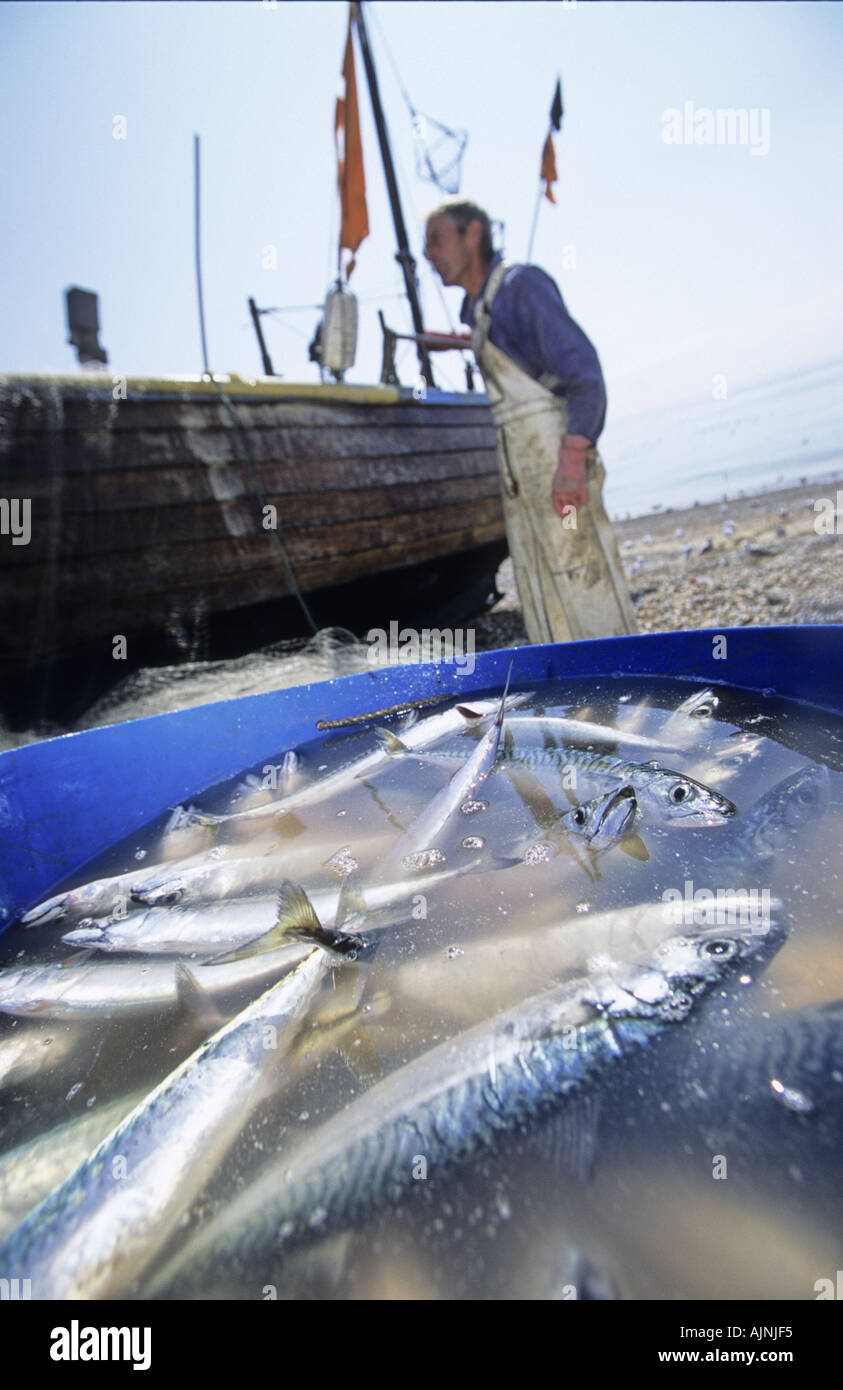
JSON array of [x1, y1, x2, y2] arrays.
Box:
[[0, 374, 506, 675]]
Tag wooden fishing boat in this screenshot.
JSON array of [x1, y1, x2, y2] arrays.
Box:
[[0, 370, 504, 672], [0, 1, 506, 719]]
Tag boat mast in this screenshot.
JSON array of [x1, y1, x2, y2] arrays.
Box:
[[352, 0, 434, 387]]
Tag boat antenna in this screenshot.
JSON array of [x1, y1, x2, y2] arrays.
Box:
[[351, 1, 434, 387], [193, 134, 211, 376]]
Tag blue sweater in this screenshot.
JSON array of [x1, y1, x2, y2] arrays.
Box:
[[460, 252, 607, 443]]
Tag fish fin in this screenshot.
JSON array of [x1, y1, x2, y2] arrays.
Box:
[[505, 764, 560, 832], [265, 811, 307, 841], [456, 704, 486, 721], [202, 881, 321, 965], [175, 963, 227, 1033], [334, 878, 367, 931], [337, 1024, 384, 1087], [373, 728, 410, 755], [488, 852, 529, 871], [179, 809, 221, 828], [496, 661, 515, 732], [532, 1092, 601, 1185], [619, 834, 650, 863], [60, 947, 99, 967]]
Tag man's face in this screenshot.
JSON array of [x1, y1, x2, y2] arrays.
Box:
[[423, 214, 474, 288]]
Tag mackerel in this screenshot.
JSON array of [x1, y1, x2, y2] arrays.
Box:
[[150, 914, 783, 1296], [375, 666, 513, 877], [0, 1090, 148, 1241], [399, 742, 737, 826], [204, 693, 530, 825], [0, 942, 308, 1020], [60, 861, 472, 958], [0, 947, 332, 1298]]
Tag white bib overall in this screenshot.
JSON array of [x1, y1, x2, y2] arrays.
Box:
[[472, 261, 638, 644]]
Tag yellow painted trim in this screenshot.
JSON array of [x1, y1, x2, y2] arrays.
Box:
[[0, 372, 401, 405]]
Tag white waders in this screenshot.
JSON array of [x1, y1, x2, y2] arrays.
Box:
[[473, 261, 638, 644]]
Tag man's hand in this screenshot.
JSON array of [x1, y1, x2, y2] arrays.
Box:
[[552, 435, 591, 517]]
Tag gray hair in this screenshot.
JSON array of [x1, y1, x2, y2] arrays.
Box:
[[425, 198, 494, 264]]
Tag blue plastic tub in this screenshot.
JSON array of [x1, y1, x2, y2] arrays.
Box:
[[1, 625, 840, 929]]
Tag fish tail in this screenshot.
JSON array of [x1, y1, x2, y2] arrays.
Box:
[[201, 882, 320, 965]]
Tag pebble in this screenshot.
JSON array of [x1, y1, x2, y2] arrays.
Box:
[[465, 482, 843, 653]]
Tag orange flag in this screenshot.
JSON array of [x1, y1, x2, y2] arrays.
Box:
[[541, 132, 558, 204], [335, 7, 369, 278]]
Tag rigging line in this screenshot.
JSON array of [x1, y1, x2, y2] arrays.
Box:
[[192, 136, 318, 636], [364, 6, 468, 343], [367, 2, 417, 120]]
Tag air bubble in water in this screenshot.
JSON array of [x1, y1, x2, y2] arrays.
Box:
[[65, 1082, 83, 1102], [461, 836, 485, 851], [446, 946, 464, 960], [460, 799, 489, 815], [326, 846, 358, 877], [524, 841, 554, 865], [403, 848, 447, 872], [576, 901, 591, 914], [134, 849, 147, 861]]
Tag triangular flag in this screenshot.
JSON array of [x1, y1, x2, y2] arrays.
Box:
[[550, 78, 564, 132], [541, 133, 558, 204], [335, 5, 369, 279]]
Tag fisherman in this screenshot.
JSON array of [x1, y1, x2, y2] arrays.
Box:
[[423, 198, 637, 645]]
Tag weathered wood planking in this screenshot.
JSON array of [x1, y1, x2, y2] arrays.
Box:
[[5, 525, 506, 659], [0, 376, 507, 663], [7, 492, 504, 563]]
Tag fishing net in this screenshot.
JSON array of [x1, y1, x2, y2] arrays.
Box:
[[411, 111, 468, 195], [70, 628, 375, 734]]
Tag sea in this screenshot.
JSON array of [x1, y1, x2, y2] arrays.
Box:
[[602, 357, 843, 519]]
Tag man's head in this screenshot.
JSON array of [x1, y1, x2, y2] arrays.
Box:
[[424, 198, 493, 296]]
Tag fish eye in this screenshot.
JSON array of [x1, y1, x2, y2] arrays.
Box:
[[700, 939, 736, 959], [572, 807, 587, 825], [669, 782, 692, 803]]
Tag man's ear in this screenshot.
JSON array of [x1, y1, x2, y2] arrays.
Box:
[[464, 218, 483, 254]]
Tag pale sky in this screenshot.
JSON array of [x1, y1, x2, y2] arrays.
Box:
[[2, 0, 842, 434]]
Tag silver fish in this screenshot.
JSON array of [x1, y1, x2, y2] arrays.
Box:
[[130, 829, 396, 909], [722, 763, 829, 869], [21, 853, 212, 926], [0, 944, 333, 1299], [0, 942, 308, 1020], [202, 693, 529, 826], [503, 714, 680, 754], [0, 1024, 82, 1090], [376, 896, 782, 1029], [556, 785, 639, 849], [395, 742, 737, 827], [0, 1091, 148, 1241], [374, 668, 512, 877], [149, 912, 782, 1295], [60, 862, 472, 959]]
